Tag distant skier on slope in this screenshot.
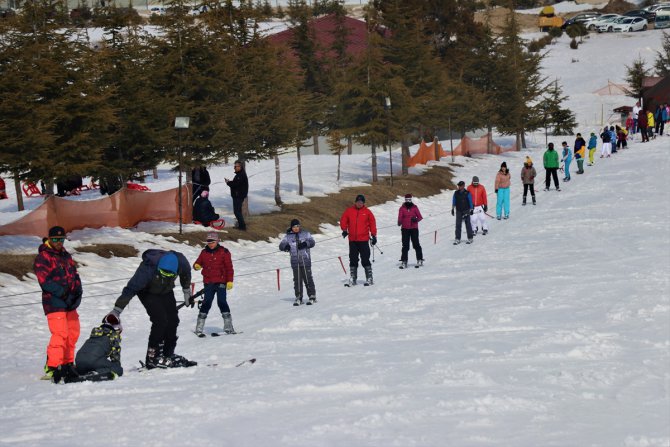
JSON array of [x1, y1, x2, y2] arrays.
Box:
[[340, 194, 377, 286], [279, 219, 317, 305], [397, 194, 424, 269], [521, 156, 537, 206]]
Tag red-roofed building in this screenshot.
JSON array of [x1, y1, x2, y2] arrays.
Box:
[[267, 14, 370, 65]]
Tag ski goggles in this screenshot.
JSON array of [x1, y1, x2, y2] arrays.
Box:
[[50, 237, 65, 243], [158, 268, 177, 278]]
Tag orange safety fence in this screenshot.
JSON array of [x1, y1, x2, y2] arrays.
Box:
[[0, 185, 192, 238], [407, 140, 448, 167]]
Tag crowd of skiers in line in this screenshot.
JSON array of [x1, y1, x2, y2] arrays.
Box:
[[33, 112, 663, 384]]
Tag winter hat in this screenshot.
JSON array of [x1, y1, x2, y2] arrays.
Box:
[[200, 190, 209, 198], [355, 194, 365, 203], [457, 180, 465, 187], [48, 226, 66, 237], [404, 194, 412, 202], [525, 156, 533, 165], [472, 176, 479, 185], [290, 218, 301, 228], [102, 313, 122, 333], [205, 232, 219, 242], [157, 252, 178, 274]]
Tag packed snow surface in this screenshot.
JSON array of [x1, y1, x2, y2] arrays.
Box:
[[0, 27, 668, 447]]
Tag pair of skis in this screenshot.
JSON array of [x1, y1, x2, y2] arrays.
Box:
[[132, 357, 256, 373], [194, 330, 241, 338]]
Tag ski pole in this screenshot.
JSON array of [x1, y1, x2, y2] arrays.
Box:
[[375, 244, 384, 255]]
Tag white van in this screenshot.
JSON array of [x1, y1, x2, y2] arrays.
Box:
[[656, 10, 670, 28]]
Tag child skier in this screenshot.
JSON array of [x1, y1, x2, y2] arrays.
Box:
[[561, 141, 572, 181], [193, 232, 235, 336], [70, 314, 123, 383], [521, 156, 537, 206], [587, 132, 597, 166], [279, 219, 316, 305]]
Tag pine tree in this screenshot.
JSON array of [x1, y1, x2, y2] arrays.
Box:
[[624, 56, 650, 102], [654, 32, 670, 77], [541, 79, 577, 136]]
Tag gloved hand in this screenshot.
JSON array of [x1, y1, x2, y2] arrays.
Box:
[[183, 288, 194, 308], [297, 241, 307, 250], [370, 235, 377, 246], [411, 217, 418, 223], [397, 222, 401, 227], [193, 263, 202, 271], [108, 307, 122, 323], [342, 230, 348, 238], [226, 282, 233, 290], [483, 205, 487, 212], [283, 245, 291, 252], [495, 189, 498, 193], [469, 209, 474, 215], [451, 208, 454, 216]]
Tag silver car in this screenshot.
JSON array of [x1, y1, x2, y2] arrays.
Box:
[[611, 17, 648, 32]]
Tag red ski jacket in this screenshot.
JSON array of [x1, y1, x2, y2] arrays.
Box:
[[34, 242, 82, 315], [194, 244, 234, 284], [340, 205, 377, 242], [397, 203, 423, 230], [467, 184, 488, 207]]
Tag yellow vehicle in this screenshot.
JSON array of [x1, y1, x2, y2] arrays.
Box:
[[539, 6, 564, 31]]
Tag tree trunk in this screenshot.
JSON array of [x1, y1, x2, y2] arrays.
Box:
[[274, 153, 282, 207], [371, 143, 378, 182], [152, 167, 158, 179], [297, 144, 304, 196], [401, 137, 410, 176], [13, 173, 24, 212], [519, 131, 526, 150], [312, 132, 319, 155], [347, 136, 353, 155], [433, 136, 440, 161], [487, 126, 493, 154], [337, 150, 341, 182]]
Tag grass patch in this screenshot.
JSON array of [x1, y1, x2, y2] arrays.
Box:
[[75, 244, 138, 259], [164, 165, 456, 246], [0, 254, 36, 281]]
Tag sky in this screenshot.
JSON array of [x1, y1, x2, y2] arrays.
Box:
[[0, 20, 668, 447]]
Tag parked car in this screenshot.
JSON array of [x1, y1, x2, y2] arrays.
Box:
[[644, 3, 670, 13], [589, 13, 622, 30], [612, 16, 648, 32], [655, 10, 670, 28], [562, 11, 601, 29], [149, 6, 166, 15], [624, 9, 656, 22]]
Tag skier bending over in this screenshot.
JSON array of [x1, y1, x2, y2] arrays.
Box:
[[279, 219, 317, 305], [108, 249, 195, 369]]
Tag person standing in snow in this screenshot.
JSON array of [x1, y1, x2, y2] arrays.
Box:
[[280, 219, 317, 305], [108, 249, 195, 369], [494, 162, 511, 220], [34, 226, 83, 383], [192, 232, 235, 335], [543, 143, 561, 191], [72, 314, 123, 382], [587, 132, 598, 166], [561, 142, 572, 181], [632, 101, 641, 135], [467, 176, 489, 236], [521, 156, 537, 206], [646, 110, 655, 140], [574, 133, 586, 174], [191, 166, 211, 200], [638, 109, 649, 143], [0, 176, 7, 199], [616, 125, 628, 151], [451, 181, 474, 245], [224, 160, 248, 231], [340, 194, 377, 286], [600, 126, 612, 158], [397, 194, 424, 268]]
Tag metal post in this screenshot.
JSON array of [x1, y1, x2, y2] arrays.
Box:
[[178, 131, 183, 234]]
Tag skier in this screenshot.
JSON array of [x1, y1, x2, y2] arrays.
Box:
[[34, 226, 83, 383], [494, 162, 511, 220], [638, 110, 649, 143], [397, 194, 424, 268], [193, 232, 235, 336], [574, 133, 586, 174], [560, 141, 572, 181], [616, 125, 628, 151], [467, 176, 488, 235], [224, 160, 248, 230], [340, 194, 377, 286], [451, 181, 474, 245], [521, 156, 537, 206], [600, 126, 612, 157], [192, 189, 220, 227], [70, 314, 123, 383], [279, 219, 317, 305], [108, 249, 195, 369], [543, 143, 560, 191], [587, 132, 597, 166]]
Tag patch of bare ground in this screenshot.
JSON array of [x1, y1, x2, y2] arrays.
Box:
[[75, 244, 139, 259], [0, 255, 36, 281], [162, 165, 456, 246]]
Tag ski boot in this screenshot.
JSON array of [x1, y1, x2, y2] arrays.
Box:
[[195, 312, 207, 337], [145, 345, 168, 370], [347, 266, 357, 286], [416, 259, 424, 267], [168, 353, 197, 368], [400, 261, 408, 269], [364, 266, 373, 286], [306, 296, 317, 305], [482, 229, 488, 235], [522, 197, 526, 206], [222, 312, 236, 334], [532, 196, 536, 205], [453, 239, 461, 245], [466, 238, 473, 244]]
